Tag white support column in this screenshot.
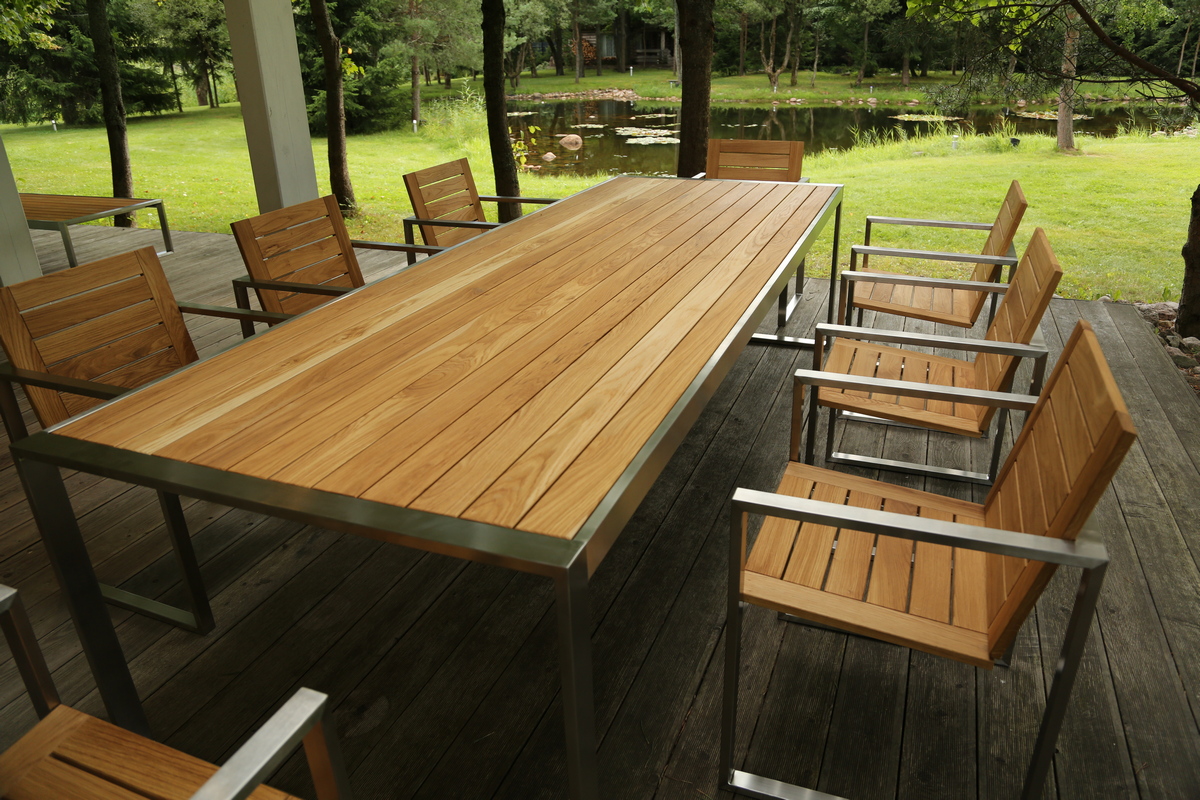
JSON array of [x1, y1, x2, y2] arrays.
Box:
[[0, 136, 42, 286], [224, 0, 319, 213]]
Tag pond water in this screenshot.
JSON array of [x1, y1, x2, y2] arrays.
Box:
[[507, 99, 1154, 176]]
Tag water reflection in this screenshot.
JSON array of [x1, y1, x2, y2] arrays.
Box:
[[508, 100, 1153, 176]]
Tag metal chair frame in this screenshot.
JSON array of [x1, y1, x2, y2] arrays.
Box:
[[0, 584, 352, 800]]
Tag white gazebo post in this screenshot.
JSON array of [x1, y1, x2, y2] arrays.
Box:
[[0, 136, 41, 286], [224, 0, 319, 213]]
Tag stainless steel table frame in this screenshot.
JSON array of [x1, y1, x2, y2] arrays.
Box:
[[11, 180, 842, 800]]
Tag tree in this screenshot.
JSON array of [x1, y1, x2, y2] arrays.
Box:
[[758, 2, 796, 91], [85, 0, 133, 225], [310, 0, 355, 212], [676, 0, 714, 178], [481, 0, 520, 222], [1182, 185, 1200, 337]]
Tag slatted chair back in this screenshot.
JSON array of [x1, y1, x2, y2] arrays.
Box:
[[970, 227, 1062, 429], [230, 195, 365, 317], [980, 320, 1135, 659], [403, 158, 490, 248], [951, 179, 1029, 324], [0, 246, 198, 428], [705, 139, 804, 182]]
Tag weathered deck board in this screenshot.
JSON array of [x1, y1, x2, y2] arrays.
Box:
[[2, 226, 1199, 799]]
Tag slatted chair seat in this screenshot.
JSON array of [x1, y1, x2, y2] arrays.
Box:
[[0, 585, 351, 800], [836, 179, 1028, 329], [704, 139, 804, 182], [798, 226, 1063, 483], [723, 319, 1137, 800]]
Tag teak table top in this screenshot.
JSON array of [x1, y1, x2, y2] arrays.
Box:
[[55, 176, 838, 542], [19, 193, 162, 223]]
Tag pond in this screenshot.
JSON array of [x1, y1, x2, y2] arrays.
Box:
[[507, 99, 1155, 176]]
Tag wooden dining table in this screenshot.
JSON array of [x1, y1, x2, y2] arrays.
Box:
[[11, 174, 842, 799]]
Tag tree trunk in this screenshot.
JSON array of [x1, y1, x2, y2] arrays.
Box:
[[528, 41, 538, 79], [673, 0, 681, 76], [811, 31, 819, 88], [1057, 9, 1080, 151], [482, 0, 521, 222], [85, 0, 134, 226], [1180, 185, 1200, 338], [573, 2, 583, 82], [209, 63, 220, 107], [312, 0, 355, 212], [738, 13, 747, 76], [901, 52, 910, 88], [596, 28, 602, 76], [196, 65, 210, 106], [445, 70, 453, 88], [617, 5, 628, 72], [411, 54, 421, 126], [856, 19, 870, 87], [550, 27, 565, 76], [676, 0, 713, 178], [1179, 22, 1191, 75], [167, 61, 182, 112]]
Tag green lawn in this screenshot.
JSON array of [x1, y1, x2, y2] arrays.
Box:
[[3, 101, 1196, 302]]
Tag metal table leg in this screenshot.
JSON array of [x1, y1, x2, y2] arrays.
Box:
[[556, 556, 599, 800], [13, 455, 149, 734]]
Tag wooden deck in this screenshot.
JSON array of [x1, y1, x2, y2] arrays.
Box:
[[2, 225, 1199, 799]]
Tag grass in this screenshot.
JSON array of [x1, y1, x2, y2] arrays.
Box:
[[4, 99, 1196, 302]]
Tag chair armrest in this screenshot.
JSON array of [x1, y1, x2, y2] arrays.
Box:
[[0, 361, 125, 400], [189, 687, 351, 800], [840, 272, 1009, 293], [479, 195, 558, 205], [794, 368, 1039, 409], [350, 238, 443, 256], [813, 323, 1048, 358], [407, 217, 500, 231], [851, 244, 1018, 268], [179, 302, 293, 325], [865, 216, 993, 231], [231, 277, 353, 298], [731, 488, 1108, 568]]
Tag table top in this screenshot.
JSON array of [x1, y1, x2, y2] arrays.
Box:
[[50, 176, 838, 550], [20, 193, 162, 222]]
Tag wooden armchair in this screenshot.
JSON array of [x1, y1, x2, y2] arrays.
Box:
[[231, 195, 442, 336], [402, 158, 557, 259], [0, 584, 352, 799], [0, 247, 283, 632], [702, 138, 805, 182], [795, 227, 1062, 484], [723, 320, 1135, 800], [833, 179, 1028, 329]]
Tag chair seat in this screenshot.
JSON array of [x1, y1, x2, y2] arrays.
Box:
[[815, 337, 987, 437], [851, 267, 989, 328], [0, 706, 296, 800], [743, 462, 997, 667]]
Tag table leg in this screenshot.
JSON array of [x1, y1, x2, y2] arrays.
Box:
[[13, 455, 150, 734], [556, 557, 599, 800]]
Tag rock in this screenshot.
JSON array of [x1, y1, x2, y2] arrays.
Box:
[[559, 134, 583, 150], [541, 151, 556, 161], [1166, 346, 1198, 368], [1097, 294, 1113, 302], [1183, 336, 1200, 352]]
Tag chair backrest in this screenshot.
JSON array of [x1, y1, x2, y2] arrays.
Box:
[[970, 227, 1062, 428], [705, 139, 804, 182], [230, 195, 365, 317], [0, 246, 198, 429], [403, 158, 489, 248], [980, 320, 1135, 658], [969, 179, 1027, 284]]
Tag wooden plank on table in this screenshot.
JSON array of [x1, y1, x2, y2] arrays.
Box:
[[20, 194, 151, 221], [57, 177, 660, 450], [504, 185, 835, 536], [266, 180, 742, 492], [166, 181, 698, 473], [343, 182, 786, 509], [439, 183, 814, 524]]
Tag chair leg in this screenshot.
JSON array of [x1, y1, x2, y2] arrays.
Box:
[[1021, 563, 1108, 799], [98, 491, 215, 634], [0, 380, 30, 442]]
